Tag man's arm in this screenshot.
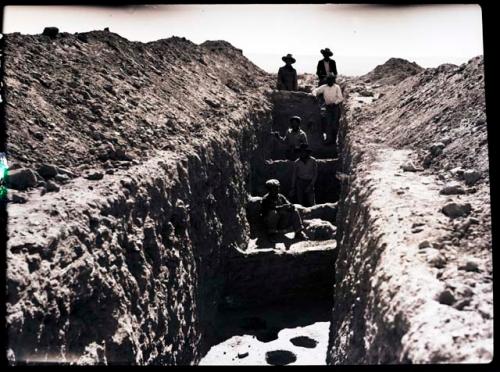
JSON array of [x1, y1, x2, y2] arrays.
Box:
[[336, 85, 344, 103], [293, 70, 298, 91], [311, 158, 318, 187], [316, 61, 323, 78], [332, 60, 338, 76], [277, 68, 284, 90], [311, 85, 324, 97]]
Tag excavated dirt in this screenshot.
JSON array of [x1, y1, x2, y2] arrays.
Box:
[[328, 56, 492, 364], [3, 29, 492, 366]]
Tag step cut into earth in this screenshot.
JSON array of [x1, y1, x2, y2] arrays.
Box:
[[4, 29, 492, 365]]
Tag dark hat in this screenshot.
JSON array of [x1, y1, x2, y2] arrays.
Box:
[[289, 115, 302, 123], [321, 48, 333, 57], [298, 143, 312, 153], [282, 53, 296, 64]]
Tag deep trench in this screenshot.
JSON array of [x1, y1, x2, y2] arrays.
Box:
[[199, 91, 341, 365]]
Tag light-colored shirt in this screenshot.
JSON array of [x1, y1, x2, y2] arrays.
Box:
[[324, 61, 330, 75], [312, 83, 344, 105], [294, 156, 317, 181], [284, 128, 308, 149]]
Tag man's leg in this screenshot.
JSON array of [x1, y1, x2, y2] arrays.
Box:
[[296, 178, 306, 206], [306, 184, 316, 207], [324, 105, 335, 144], [331, 104, 340, 145]]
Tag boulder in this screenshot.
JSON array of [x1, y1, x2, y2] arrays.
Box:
[[463, 170, 481, 186], [8, 168, 37, 190], [304, 219, 337, 240], [429, 142, 445, 157], [42, 27, 59, 38], [46, 180, 60, 192], [86, 171, 104, 181], [442, 202, 472, 218], [37, 163, 59, 179]]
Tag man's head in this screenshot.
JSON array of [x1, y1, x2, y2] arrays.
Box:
[[282, 53, 296, 66], [298, 143, 312, 159], [326, 73, 336, 86], [321, 48, 333, 60], [265, 179, 280, 195], [289, 116, 301, 131]]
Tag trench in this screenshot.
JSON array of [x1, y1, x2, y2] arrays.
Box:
[[199, 91, 341, 366]]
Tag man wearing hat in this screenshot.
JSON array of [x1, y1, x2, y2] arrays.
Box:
[[290, 143, 318, 207], [277, 53, 298, 91], [316, 48, 338, 86], [272, 115, 308, 160], [312, 73, 344, 145], [261, 178, 308, 241]]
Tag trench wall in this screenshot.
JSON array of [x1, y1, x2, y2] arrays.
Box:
[[6, 108, 272, 365]]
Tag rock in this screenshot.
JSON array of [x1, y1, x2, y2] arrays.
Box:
[[10, 192, 27, 204], [8, 168, 37, 190], [429, 142, 445, 157], [290, 336, 318, 348], [237, 352, 249, 359], [463, 170, 481, 186], [425, 249, 447, 268], [46, 180, 60, 192], [418, 240, 431, 249], [33, 131, 44, 140], [442, 202, 472, 218], [304, 219, 337, 240], [37, 163, 59, 179], [401, 161, 422, 172], [86, 171, 104, 181], [459, 259, 480, 272], [42, 27, 59, 38], [439, 182, 466, 195], [54, 173, 70, 183], [359, 89, 374, 97], [437, 289, 456, 306]]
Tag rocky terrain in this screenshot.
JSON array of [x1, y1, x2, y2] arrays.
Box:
[[328, 56, 492, 364], [3, 28, 492, 366]]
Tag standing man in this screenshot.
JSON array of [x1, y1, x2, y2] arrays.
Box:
[[277, 53, 298, 91], [316, 48, 338, 86], [312, 73, 343, 145], [290, 144, 318, 207], [272, 116, 308, 160]]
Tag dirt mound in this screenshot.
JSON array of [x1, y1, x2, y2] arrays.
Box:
[[3, 31, 273, 179], [361, 57, 424, 85]]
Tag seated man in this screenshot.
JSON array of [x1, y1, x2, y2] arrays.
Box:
[[272, 116, 308, 160], [290, 143, 317, 207], [261, 179, 308, 241]]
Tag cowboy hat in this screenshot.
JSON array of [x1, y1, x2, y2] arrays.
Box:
[[265, 179, 281, 189], [320, 48, 333, 57], [282, 53, 296, 63]]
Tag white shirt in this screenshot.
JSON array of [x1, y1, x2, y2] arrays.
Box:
[[312, 83, 343, 105]]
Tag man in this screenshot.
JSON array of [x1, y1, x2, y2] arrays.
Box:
[[290, 143, 317, 207], [312, 73, 343, 145], [277, 54, 298, 91], [261, 179, 308, 241], [316, 48, 338, 86], [273, 116, 308, 160]]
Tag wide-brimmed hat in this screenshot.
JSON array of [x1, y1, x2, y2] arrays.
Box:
[[289, 115, 302, 123], [265, 179, 281, 189], [321, 48, 333, 57], [282, 53, 296, 63], [298, 143, 312, 153]]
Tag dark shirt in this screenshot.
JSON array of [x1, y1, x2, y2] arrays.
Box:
[[261, 193, 291, 216], [316, 59, 338, 79], [277, 65, 298, 91]]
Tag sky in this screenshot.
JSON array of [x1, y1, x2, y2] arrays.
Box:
[[2, 4, 484, 76]]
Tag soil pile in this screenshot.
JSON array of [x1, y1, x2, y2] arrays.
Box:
[[360, 57, 424, 85]]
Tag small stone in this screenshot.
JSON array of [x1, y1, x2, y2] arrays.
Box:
[[54, 173, 70, 183], [46, 180, 60, 192], [86, 171, 104, 181], [426, 249, 447, 268], [238, 352, 249, 359], [105, 169, 115, 175], [10, 192, 27, 204], [430, 142, 445, 157], [463, 170, 481, 186], [419, 240, 431, 249], [33, 131, 44, 140], [437, 289, 456, 305], [439, 182, 466, 195], [401, 161, 422, 172], [461, 260, 480, 272], [453, 299, 471, 310], [442, 202, 472, 218]]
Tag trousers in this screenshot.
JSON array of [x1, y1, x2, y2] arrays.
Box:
[[264, 207, 303, 233], [323, 103, 341, 144], [295, 178, 315, 207]]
